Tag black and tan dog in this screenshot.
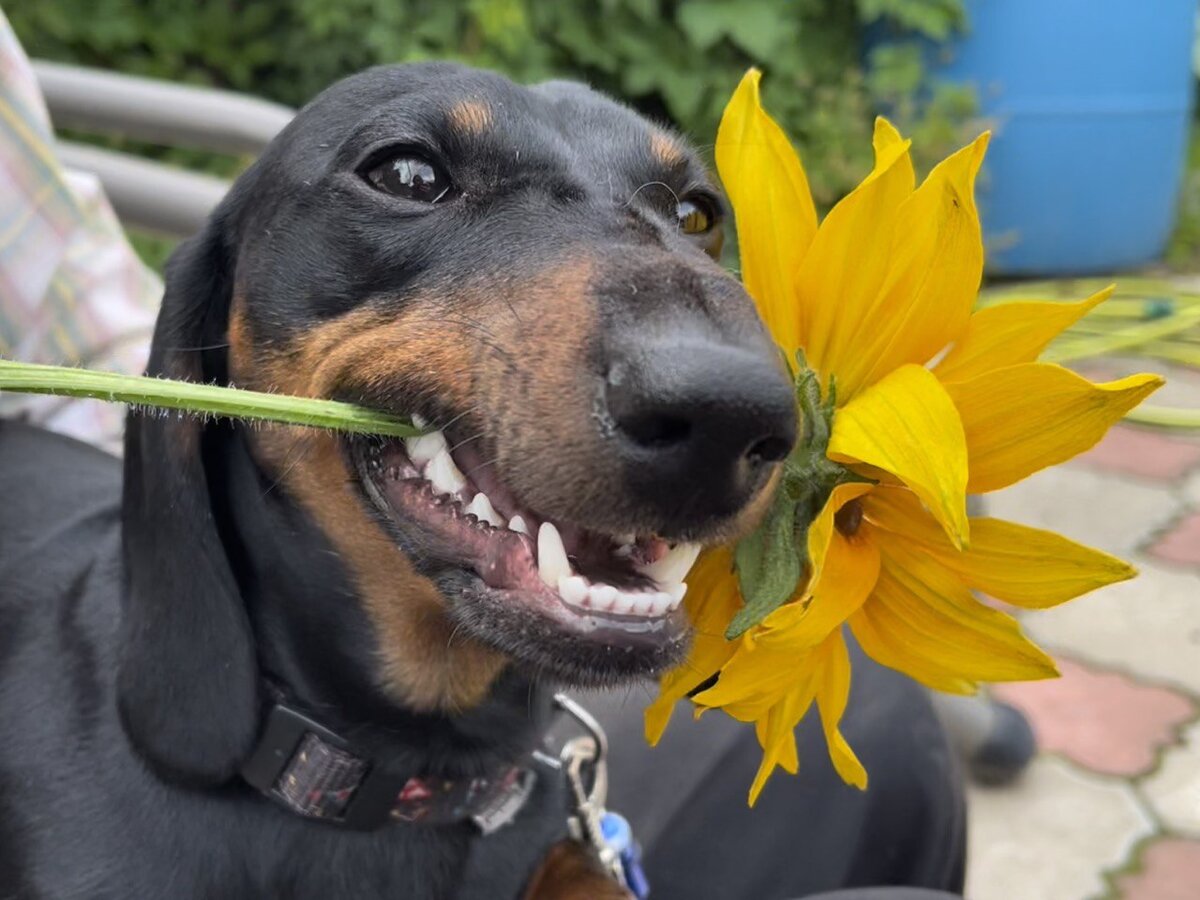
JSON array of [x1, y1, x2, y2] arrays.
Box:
[[0, 63, 799, 898]]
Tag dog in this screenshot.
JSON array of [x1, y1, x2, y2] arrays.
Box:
[[0, 62, 797, 898]]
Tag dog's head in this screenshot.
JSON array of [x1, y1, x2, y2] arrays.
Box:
[[120, 63, 795, 782]]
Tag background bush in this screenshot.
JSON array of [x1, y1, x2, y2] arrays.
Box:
[[7, 0, 973, 209]]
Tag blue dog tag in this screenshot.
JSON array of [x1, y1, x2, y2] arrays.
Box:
[[601, 811, 650, 899]]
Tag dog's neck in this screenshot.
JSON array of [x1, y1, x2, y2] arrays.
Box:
[[207, 425, 552, 776]]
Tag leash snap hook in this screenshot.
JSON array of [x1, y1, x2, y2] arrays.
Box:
[[552, 694, 649, 898]]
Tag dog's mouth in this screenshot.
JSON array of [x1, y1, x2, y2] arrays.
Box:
[[350, 422, 697, 647]]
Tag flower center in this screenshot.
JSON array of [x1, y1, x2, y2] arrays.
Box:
[[834, 498, 864, 537]]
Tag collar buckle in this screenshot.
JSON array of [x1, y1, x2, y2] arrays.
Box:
[[239, 703, 405, 830]]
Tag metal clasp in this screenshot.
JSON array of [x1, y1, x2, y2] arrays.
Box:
[[552, 694, 627, 887]]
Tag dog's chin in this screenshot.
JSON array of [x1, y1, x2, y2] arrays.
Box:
[[347, 432, 700, 685]]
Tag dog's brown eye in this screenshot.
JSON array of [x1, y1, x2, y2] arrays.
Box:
[[677, 198, 714, 235], [366, 152, 451, 202]]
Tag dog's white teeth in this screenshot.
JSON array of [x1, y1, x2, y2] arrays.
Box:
[[508, 515, 530, 536], [614, 533, 636, 546], [589, 584, 618, 611], [410, 412, 429, 429], [667, 582, 687, 608], [614, 544, 634, 559], [636, 541, 701, 587], [406, 429, 447, 466], [557, 575, 589, 607], [611, 591, 636, 615], [537, 522, 571, 588], [630, 594, 655, 616], [426, 448, 467, 496], [466, 492, 503, 528]]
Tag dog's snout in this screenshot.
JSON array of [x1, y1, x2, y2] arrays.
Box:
[[604, 337, 797, 526]]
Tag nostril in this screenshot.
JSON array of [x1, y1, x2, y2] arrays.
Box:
[[619, 412, 692, 449], [746, 434, 792, 466]]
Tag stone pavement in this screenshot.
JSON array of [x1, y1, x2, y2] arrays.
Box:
[[963, 358, 1200, 900]]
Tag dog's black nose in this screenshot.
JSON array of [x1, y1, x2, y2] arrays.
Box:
[[604, 336, 797, 526]]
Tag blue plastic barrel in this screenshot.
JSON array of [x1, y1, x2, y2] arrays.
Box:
[[926, 0, 1197, 275]]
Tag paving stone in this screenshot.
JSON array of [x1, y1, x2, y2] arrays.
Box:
[[992, 659, 1196, 777], [1116, 837, 1200, 900], [1147, 512, 1200, 567], [966, 756, 1154, 900], [1142, 722, 1200, 838], [1075, 426, 1200, 481], [982, 466, 1178, 559], [1024, 563, 1200, 695], [1185, 470, 1200, 507]]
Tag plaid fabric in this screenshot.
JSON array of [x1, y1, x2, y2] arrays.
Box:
[[0, 9, 160, 454]]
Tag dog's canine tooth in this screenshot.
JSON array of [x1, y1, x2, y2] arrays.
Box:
[[636, 542, 701, 586], [410, 412, 429, 429], [507, 515, 529, 536], [614, 544, 634, 559], [405, 429, 447, 466], [613, 532, 636, 546], [466, 493, 503, 528], [426, 448, 467, 496], [537, 522, 571, 588], [589, 584, 618, 611], [557, 575, 588, 607]]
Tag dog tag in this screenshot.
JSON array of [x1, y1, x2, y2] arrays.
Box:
[[600, 811, 650, 900]]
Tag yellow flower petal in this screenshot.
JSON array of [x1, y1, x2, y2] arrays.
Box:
[[812, 630, 866, 789], [946, 364, 1165, 493], [795, 121, 914, 377], [828, 364, 969, 548], [864, 488, 1136, 609], [693, 485, 880, 718], [758, 522, 880, 648], [747, 655, 820, 805], [753, 715, 799, 775], [935, 287, 1114, 383], [645, 547, 741, 744], [716, 69, 818, 356], [832, 134, 988, 398], [848, 534, 1059, 693]]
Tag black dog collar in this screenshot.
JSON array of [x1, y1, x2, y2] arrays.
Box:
[[240, 704, 536, 833]]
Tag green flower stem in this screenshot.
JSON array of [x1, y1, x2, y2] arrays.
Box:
[[0, 360, 421, 438]]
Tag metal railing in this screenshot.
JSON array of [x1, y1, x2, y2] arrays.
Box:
[[32, 60, 294, 238]]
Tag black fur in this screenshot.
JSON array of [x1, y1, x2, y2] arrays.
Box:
[[0, 62, 792, 898]]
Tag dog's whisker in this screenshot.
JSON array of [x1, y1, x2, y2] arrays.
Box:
[[626, 179, 680, 208]]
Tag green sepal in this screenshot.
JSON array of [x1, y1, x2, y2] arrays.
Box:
[[726, 353, 875, 638], [726, 486, 804, 639]]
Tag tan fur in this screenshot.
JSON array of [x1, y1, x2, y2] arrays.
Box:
[[228, 252, 777, 711], [251, 425, 506, 713], [649, 131, 684, 167], [230, 301, 505, 713], [447, 99, 493, 135], [522, 842, 633, 900]]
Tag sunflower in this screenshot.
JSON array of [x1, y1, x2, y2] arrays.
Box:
[[645, 69, 1164, 804]]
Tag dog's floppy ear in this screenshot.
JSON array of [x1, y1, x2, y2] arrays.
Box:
[[118, 200, 259, 785]]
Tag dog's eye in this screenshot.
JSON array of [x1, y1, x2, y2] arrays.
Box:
[[677, 197, 716, 235], [365, 152, 451, 202]]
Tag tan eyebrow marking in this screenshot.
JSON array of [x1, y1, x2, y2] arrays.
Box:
[[650, 131, 685, 166], [447, 99, 493, 135]]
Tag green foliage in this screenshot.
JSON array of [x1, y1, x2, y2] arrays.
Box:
[[8, 0, 972, 217]]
